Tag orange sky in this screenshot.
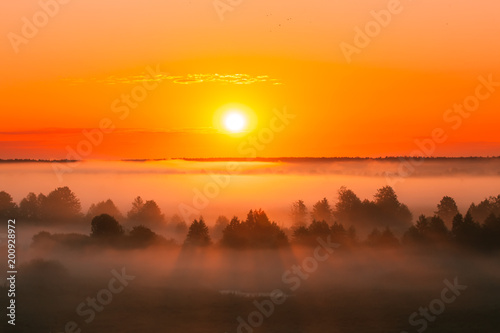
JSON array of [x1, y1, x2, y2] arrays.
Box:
[[1, 0, 499, 159]]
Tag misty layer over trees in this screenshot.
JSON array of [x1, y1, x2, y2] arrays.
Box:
[[1, 186, 500, 332], [2, 186, 500, 251]]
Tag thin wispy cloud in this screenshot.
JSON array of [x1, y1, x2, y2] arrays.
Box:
[[63, 73, 282, 86]]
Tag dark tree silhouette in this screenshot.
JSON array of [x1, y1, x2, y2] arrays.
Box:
[[140, 200, 164, 223], [221, 217, 246, 247], [0, 191, 18, 218], [427, 216, 449, 241], [290, 200, 309, 229], [32, 223, 172, 250], [404, 217, 426, 245], [128, 196, 145, 218], [308, 219, 331, 237], [435, 196, 459, 226], [330, 222, 348, 244], [91, 214, 124, 238], [246, 209, 289, 247], [292, 220, 350, 246], [40, 187, 82, 222], [221, 210, 288, 248], [211, 215, 229, 240], [380, 227, 400, 247], [482, 213, 500, 251], [311, 198, 333, 224], [127, 196, 164, 225], [292, 220, 329, 245], [367, 227, 399, 247], [292, 225, 310, 244], [372, 186, 412, 228], [333, 187, 363, 225], [374, 186, 399, 205], [168, 214, 188, 236], [129, 225, 158, 247], [467, 195, 500, 224], [184, 217, 212, 247], [31, 231, 91, 249], [32, 231, 52, 246], [451, 212, 481, 247], [403, 215, 449, 245], [19, 192, 43, 220], [87, 199, 123, 220]]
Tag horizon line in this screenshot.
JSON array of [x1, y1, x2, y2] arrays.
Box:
[[1, 156, 500, 163]]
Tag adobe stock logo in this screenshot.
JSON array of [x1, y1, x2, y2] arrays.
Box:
[[213, 0, 243, 21], [401, 277, 467, 333], [7, 0, 72, 54], [57, 267, 135, 333]]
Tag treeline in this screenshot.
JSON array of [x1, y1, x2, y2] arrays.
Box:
[[0, 159, 77, 163], [30, 205, 500, 252], [290, 186, 413, 230], [288, 187, 500, 251], [32, 214, 175, 251], [0, 187, 189, 236], [31, 209, 289, 251], [1, 186, 500, 251], [180, 157, 500, 162]]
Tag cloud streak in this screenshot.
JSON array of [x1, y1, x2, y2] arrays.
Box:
[[63, 73, 282, 86]]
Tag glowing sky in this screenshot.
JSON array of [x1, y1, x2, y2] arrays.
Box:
[[1, 0, 499, 159]]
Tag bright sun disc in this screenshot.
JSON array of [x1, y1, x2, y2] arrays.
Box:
[[224, 111, 247, 133]]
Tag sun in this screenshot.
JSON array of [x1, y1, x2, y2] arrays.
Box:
[[223, 111, 247, 133], [213, 103, 257, 135]]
